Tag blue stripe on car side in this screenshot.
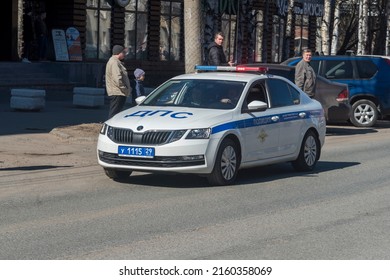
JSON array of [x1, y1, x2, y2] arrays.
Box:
[[211, 109, 322, 134]]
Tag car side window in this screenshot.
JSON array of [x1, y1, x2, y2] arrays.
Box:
[[266, 78, 298, 108], [356, 60, 377, 79], [323, 60, 354, 79], [288, 84, 301, 104], [245, 82, 267, 104]]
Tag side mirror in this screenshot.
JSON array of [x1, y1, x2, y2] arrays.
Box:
[[135, 95, 146, 104], [242, 100, 268, 113], [248, 100, 268, 110]]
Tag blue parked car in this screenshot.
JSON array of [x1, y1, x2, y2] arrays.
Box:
[[283, 55, 390, 127]]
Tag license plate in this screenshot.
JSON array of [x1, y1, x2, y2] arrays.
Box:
[[118, 145, 155, 158]]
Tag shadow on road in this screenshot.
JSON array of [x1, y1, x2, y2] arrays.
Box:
[[114, 160, 359, 188], [326, 120, 390, 136]]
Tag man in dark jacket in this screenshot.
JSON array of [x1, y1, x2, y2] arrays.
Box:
[[207, 32, 234, 66]]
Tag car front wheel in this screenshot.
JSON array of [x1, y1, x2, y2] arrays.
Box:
[[208, 139, 239, 186], [350, 99, 378, 127], [292, 130, 320, 172], [104, 169, 132, 180]]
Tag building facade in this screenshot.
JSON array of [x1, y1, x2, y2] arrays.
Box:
[[2, 0, 324, 87]]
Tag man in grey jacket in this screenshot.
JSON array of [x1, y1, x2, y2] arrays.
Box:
[[106, 45, 131, 119], [295, 48, 316, 97]]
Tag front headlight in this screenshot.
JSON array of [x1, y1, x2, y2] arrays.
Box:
[[100, 123, 108, 135], [186, 128, 211, 139], [169, 130, 187, 143]]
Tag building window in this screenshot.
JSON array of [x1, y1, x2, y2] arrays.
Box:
[[86, 0, 112, 59], [160, 1, 183, 61], [294, 14, 309, 56], [221, 12, 237, 63], [124, 0, 148, 60]]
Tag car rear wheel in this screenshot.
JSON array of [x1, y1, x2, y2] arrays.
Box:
[[207, 139, 239, 186], [292, 130, 320, 172], [350, 99, 378, 127], [104, 169, 132, 180]]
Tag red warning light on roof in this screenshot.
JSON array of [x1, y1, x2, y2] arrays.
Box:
[[236, 66, 268, 73]]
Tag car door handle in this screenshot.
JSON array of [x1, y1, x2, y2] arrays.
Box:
[[299, 112, 306, 118], [271, 116, 279, 122]]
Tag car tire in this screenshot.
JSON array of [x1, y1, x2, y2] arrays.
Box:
[[207, 138, 239, 186], [350, 99, 378, 127], [292, 130, 320, 172], [104, 169, 132, 180]]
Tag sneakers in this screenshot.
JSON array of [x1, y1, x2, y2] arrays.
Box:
[[22, 58, 31, 63]]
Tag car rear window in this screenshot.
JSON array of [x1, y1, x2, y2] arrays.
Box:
[[323, 60, 354, 79], [356, 60, 377, 78]]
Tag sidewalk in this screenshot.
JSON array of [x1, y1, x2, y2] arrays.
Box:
[[1, 87, 155, 136], [0, 99, 113, 171], [1, 99, 109, 136], [0, 91, 156, 171]]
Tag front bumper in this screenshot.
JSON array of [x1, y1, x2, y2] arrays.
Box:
[[98, 150, 205, 168], [326, 103, 351, 123], [97, 133, 221, 174]]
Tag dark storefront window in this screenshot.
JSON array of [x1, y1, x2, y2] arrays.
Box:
[[160, 1, 182, 61], [86, 0, 112, 59], [124, 0, 148, 60]]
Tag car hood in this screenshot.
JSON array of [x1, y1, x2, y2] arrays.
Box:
[[106, 106, 234, 131]]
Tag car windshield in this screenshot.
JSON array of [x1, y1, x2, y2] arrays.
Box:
[[142, 79, 246, 109]]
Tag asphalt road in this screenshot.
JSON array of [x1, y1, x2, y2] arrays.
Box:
[[1, 122, 390, 260]]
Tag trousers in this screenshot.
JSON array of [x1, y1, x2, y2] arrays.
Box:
[[108, 95, 127, 119]]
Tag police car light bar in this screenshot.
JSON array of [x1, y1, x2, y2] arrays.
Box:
[[195, 65, 268, 73], [236, 66, 268, 73]]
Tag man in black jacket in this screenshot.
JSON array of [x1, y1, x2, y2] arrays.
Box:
[[207, 32, 234, 66]]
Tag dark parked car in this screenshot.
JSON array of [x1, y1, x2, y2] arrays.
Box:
[[243, 64, 351, 124], [283, 55, 390, 127]]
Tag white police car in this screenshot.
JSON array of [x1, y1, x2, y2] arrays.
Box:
[[97, 66, 326, 185]]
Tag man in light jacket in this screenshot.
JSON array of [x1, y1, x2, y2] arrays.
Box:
[[106, 45, 131, 119], [295, 48, 316, 97]]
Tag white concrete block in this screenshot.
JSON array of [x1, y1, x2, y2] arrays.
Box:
[[73, 87, 105, 96], [73, 87, 105, 107], [10, 89, 46, 110], [73, 94, 105, 107]]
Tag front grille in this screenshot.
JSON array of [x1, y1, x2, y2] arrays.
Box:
[[98, 151, 205, 168], [142, 131, 171, 144], [108, 127, 172, 145]]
